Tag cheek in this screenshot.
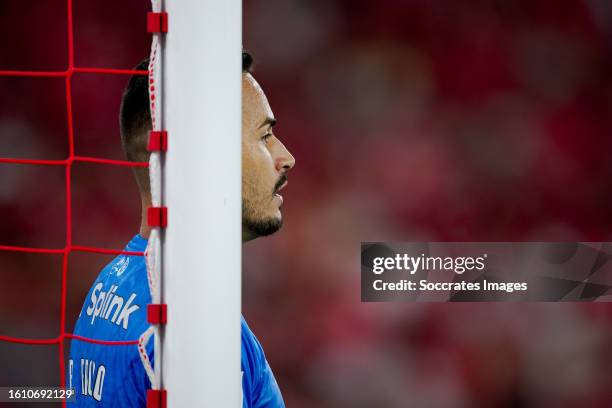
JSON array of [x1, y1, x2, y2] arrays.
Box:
[[244, 143, 275, 180], [242, 143, 272, 197]]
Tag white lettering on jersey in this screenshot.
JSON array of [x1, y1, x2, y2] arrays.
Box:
[[81, 358, 89, 396], [80, 359, 106, 402], [93, 365, 106, 401], [69, 359, 73, 390], [115, 293, 139, 329], [86, 283, 140, 330], [111, 257, 130, 276]]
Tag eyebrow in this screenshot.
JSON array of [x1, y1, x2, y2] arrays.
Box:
[[258, 117, 277, 129]]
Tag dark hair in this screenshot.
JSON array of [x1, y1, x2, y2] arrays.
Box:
[[242, 51, 253, 73], [119, 51, 254, 195]]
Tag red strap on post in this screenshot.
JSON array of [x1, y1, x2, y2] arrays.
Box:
[[147, 304, 167, 325], [147, 12, 168, 33], [148, 131, 168, 152], [146, 389, 167, 408], [147, 207, 168, 228]]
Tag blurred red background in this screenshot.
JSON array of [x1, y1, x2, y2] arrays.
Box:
[[1, 0, 612, 407]]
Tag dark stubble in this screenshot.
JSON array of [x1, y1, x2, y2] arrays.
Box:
[[242, 174, 287, 237]]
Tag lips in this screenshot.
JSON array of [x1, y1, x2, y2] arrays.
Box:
[[276, 180, 288, 193], [274, 178, 288, 206]]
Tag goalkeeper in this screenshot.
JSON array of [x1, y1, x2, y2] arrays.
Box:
[[67, 51, 295, 407]]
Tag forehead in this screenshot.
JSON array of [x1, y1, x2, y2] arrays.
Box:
[[243, 73, 273, 125]]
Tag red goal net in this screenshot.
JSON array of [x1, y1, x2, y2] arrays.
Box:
[[0, 1, 161, 404]]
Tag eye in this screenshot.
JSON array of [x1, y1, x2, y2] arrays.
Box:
[[261, 132, 273, 144]]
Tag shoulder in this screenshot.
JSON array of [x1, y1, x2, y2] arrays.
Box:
[[241, 316, 269, 379], [240, 316, 285, 408], [241, 316, 259, 383], [74, 253, 150, 337]]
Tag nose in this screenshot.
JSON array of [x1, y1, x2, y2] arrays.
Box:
[[275, 140, 296, 173]]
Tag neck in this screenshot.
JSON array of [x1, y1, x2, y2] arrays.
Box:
[[140, 201, 251, 243], [140, 199, 152, 239], [242, 228, 256, 242]]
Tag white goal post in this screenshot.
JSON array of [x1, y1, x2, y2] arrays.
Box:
[[161, 0, 242, 406]]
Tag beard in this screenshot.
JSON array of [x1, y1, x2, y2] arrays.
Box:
[[242, 174, 288, 238], [242, 213, 283, 237]]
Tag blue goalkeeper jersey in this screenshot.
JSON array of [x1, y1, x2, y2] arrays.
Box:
[[68, 234, 284, 407]]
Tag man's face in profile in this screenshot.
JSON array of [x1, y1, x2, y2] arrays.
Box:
[[242, 73, 295, 241]]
